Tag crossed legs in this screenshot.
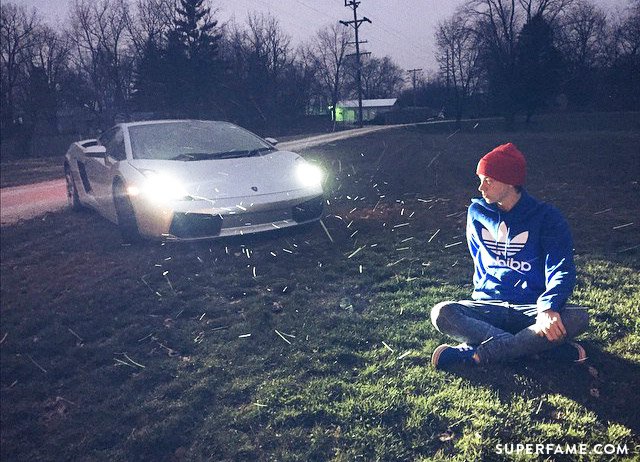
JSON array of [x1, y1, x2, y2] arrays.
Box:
[[430, 300, 589, 364]]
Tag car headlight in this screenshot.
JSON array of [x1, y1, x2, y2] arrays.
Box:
[[129, 169, 191, 203], [296, 162, 324, 187]]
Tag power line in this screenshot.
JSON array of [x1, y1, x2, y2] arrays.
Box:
[[232, 0, 330, 43], [231, 0, 433, 71], [297, 1, 432, 72], [340, 0, 371, 128], [365, 17, 431, 66], [293, 0, 331, 18], [293, 0, 430, 67]]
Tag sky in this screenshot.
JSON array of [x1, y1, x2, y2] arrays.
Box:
[[11, 0, 633, 74]]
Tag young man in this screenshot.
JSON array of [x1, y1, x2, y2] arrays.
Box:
[[430, 142, 589, 369]]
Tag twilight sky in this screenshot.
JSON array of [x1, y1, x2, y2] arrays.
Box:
[[11, 0, 633, 73]]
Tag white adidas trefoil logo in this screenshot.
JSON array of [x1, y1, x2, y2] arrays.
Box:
[[481, 222, 532, 271]]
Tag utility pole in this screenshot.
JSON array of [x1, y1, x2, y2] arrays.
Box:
[[340, 0, 371, 128], [407, 68, 422, 108]]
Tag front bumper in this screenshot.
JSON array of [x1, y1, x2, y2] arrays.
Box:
[[132, 192, 324, 241]]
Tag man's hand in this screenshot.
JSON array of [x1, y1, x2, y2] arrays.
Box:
[[534, 310, 567, 342]]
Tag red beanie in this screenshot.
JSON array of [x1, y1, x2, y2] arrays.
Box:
[[476, 142, 526, 186]]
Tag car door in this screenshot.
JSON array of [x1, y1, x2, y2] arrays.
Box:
[[84, 127, 125, 212]]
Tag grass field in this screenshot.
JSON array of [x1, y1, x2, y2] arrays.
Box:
[[1, 113, 639, 461]]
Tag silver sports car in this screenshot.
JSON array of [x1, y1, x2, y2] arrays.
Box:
[[64, 120, 324, 241]]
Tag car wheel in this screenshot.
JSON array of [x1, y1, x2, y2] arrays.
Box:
[[113, 181, 141, 243], [65, 164, 83, 211]]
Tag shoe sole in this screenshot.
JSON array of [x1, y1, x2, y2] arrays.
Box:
[[431, 344, 452, 368]]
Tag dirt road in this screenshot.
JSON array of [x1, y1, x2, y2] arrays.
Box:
[[1, 179, 68, 226], [0, 125, 405, 226]]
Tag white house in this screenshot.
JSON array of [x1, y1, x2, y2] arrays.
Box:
[[333, 98, 397, 123]]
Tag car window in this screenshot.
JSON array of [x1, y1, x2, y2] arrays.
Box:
[[98, 128, 117, 147], [107, 130, 126, 161], [99, 128, 126, 161], [128, 121, 272, 160]]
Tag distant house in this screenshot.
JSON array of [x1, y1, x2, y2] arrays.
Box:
[[332, 98, 398, 123]]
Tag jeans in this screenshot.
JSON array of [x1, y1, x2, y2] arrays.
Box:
[[430, 300, 589, 363]]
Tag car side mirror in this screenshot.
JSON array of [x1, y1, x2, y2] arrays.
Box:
[[85, 145, 107, 158], [264, 137, 278, 146]]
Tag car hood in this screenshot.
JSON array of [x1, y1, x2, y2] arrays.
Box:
[[126, 151, 315, 200]]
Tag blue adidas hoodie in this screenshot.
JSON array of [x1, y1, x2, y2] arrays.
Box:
[[466, 190, 576, 313]]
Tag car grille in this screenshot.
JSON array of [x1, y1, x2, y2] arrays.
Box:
[[221, 209, 291, 228], [168, 195, 323, 238], [292, 196, 324, 222], [169, 213, 223, 238]]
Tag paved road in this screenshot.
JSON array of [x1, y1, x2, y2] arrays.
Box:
[[0, 124, 408, 226], [278, 124, 404, 152]]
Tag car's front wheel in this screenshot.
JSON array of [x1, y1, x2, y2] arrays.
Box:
[[64, 164, 83, 211], [113, 181, 141, 243]]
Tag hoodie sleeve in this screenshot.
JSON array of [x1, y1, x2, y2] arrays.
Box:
[[466, 207, 480, 258], [466, 204, 487, 292], [537, 207, 576, 313]]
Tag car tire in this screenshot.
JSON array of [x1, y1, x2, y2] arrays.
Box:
[[113, 181, 141, 243], [65, 164, 83, 211]]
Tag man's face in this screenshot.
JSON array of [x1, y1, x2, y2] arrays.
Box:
[[477, 175, 513, 204]]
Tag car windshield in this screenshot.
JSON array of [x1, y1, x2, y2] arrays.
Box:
[[128, 120, 274, 160]]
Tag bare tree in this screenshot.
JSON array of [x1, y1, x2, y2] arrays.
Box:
[[25, 24, 72, 128], [303, 23, 352, 122], [436, 13, 482, 121], [463, 0, 524, 123], [604, 0, 640, 110], [609, 0, 639, 60], [31, 24, 70, 87], [244, 12, 293, 78], [224, 13, 302, 127], [0, 3, 39, 130], [68, 0, 133, 120], [517, 0, 576, 24], [348, 56, 404, 99], [127, 0, 177, 57], [557, 0, 608, 69], [465, 0, 522, 54], [461, 0, 574, 122]]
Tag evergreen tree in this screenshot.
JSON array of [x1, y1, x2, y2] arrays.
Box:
[[515, 15, 563, 121], [169, 0, 222, 118], [133, 0, 223, 118], [133, 38, 166, 112], [174, 0, 218, 59]]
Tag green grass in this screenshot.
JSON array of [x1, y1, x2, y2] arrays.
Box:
[[1, 113, 639, 461]]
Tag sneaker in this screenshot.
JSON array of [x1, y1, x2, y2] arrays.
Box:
[[431, 343, 478, 369], [545, 341, 587, 363]]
